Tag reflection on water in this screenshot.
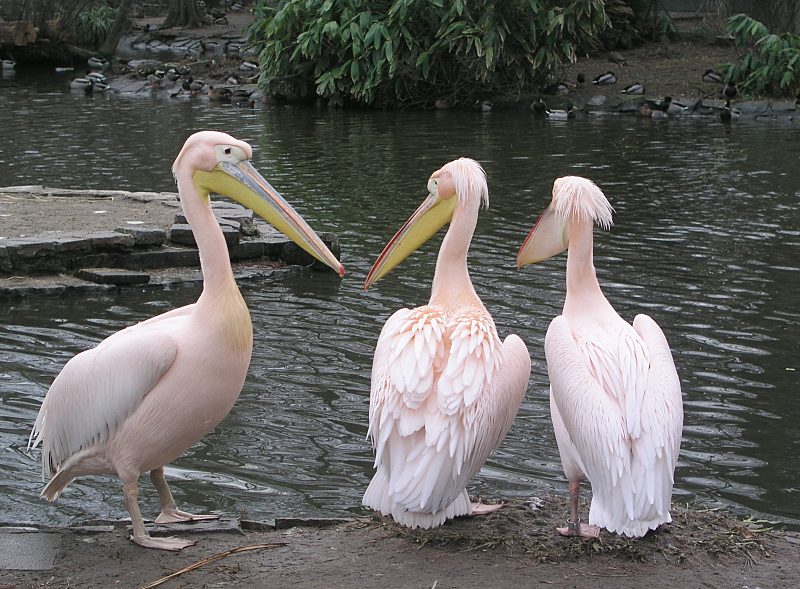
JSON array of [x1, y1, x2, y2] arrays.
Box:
[[1, 71, 799, 528]]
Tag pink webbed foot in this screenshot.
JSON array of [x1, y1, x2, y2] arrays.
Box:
[[556, 519, 601, 539], [469, 501, 504, 516], [132, 534, 197, 551], [155, 508, 220, 525]]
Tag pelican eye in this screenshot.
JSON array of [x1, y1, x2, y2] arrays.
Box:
[[224, 148, 231, 155]]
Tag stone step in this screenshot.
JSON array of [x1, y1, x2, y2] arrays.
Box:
[[76, 268, 151, 286]]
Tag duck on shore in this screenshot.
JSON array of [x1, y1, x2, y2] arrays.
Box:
[[703, 69, 722, 84], [621, 83, 644, 95], [592, 71, 616, 85], [1, 58, 15, 70], [546, 105, 577, 120], [87, 56, 109, 69]]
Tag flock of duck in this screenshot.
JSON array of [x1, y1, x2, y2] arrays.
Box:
[[533, 67, 745, 122], [26, 131, 683, 551]]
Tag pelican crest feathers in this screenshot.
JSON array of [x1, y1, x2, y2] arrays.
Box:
[[551, 176, 614, 229], [446, 158, 489, 210]]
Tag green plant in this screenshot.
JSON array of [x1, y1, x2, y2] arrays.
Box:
[[721, 13, 800, 97], [73, 3, 117, 49], [247, 0, 609, 109]]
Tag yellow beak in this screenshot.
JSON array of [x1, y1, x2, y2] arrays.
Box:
[[194, 160, 344, 277], [516, 206, 568, 267], [364, 192, 456, 289]]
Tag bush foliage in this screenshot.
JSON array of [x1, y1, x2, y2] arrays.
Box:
[[722, 14, 800, 97], [72, 3, 117, 49], [247, 0, 609, 108]]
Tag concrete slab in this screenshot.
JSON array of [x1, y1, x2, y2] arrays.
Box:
[[0, 529, 61, 571]]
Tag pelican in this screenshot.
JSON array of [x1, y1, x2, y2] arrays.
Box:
[[362, 158, 531, 529], [516, 176, 683, 538], [28, 131, 344, 551]]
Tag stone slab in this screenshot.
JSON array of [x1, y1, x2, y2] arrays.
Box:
[[88, 231, 136, 250], [76, 268, 151, 285], [168, 223, 239, 246], [0, 529, 61, 571], [116, 225, 166, 246]]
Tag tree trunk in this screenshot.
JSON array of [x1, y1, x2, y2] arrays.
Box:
[[162, 0, 205, 29], [99, 0, 133, 56]]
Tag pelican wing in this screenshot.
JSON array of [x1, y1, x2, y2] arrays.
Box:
[[29, 316, 181, 478], [368, 307, 529, 514], [631, 314, 683, 511], [545, 315, 634, 508]]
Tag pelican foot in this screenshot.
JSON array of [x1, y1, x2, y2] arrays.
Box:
[[556, 519, 600, 539], [132, 534, 196, 551], [155, 509, 220, 524], [469, 501, 504, 516]]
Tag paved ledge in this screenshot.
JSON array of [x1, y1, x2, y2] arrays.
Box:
[[0, 186, 341, 297]]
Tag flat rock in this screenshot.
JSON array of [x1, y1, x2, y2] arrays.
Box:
[[168, 223, 239, 246], [0, 529, 61, 571], [115, 225, 166, 246], [139, 517, 243, 537], [87, 231, 136, 250], [76, 268, 151, 285]]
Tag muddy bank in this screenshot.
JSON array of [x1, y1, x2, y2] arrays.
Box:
[[1, 497, 798, 588]]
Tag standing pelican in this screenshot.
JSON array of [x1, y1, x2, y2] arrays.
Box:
[[28, 131, 344, 550], [362, 158, 531, 529], [516, 176, 682, 538]]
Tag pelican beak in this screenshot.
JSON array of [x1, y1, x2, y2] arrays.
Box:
[[516, 206, 568, 267], [194, 160, 345, 277], [364, 187, 456, 289]]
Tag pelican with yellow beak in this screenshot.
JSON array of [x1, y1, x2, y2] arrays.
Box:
[[28, 131, 344, 551], [516, 176, 682, 538], [362, 158, 530, 529]]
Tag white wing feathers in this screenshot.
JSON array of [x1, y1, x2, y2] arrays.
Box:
[[546, 313, 683, 536], [28, 321, 179, 479], [367, 306, 528, 517]]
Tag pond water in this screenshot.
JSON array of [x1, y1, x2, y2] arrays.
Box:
[[1, 67, 799, 529]]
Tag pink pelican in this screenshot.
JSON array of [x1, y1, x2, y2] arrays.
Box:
[[516, 176, 683, 538], [362, 158, 531, 529], [28, 131, 344, 550]]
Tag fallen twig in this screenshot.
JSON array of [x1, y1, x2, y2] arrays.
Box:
[[138, 542, 287, 589]]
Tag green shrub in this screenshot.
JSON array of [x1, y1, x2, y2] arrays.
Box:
[[72, 3, 117, 49], [247, 0, 608, 108], [721, 13, 800, 97]]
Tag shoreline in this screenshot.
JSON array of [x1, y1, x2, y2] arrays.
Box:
[[2, 496, 799, 587]]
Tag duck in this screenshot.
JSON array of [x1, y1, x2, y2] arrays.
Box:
[[239, 60, 259, 72], [621, 83, 644, 95], [543, 81, 570, 96], [659, 96, 686, 116], [181, 76, 206, 94], [546, 105, 577, 120], [592, 71, 616, 85], [69, 78, 95, 93], [702, 69, 722, 83], [207, 85, 232, 101], [226, 74, 242, 85], [723, 82, 737, 100], [720, 99, 741, 122], [87, 56, 109, 69], [530, 96, 547, 115], [1, 58, 15, 70], [86, 71, 107, 84], [477, 99, 492, 112]]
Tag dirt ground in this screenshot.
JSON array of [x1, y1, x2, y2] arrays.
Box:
[[2, 497, 799, 589]]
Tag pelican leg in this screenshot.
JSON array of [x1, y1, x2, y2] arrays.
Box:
[[556, 480, 600, 539], [469, 501, 504, 516], [123, 480, 196, 551], [150, 467, 219, 524]]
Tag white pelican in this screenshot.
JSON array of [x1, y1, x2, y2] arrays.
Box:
[[362, 158, 531, 529], [516, 176, 683, 538], [28, 131, 344, 550]]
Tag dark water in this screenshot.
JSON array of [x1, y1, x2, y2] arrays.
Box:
[[1, 67, 799, 528]]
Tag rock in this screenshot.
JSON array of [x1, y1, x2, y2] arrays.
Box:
[[115, 225, 166, 247], [87, 231, 136, 251], [735, 101, 769, 115], [76, 268, 151, 286], [0, 245, 11, 273], [168, 223, 239, 247], [586, 94, 607, 107]]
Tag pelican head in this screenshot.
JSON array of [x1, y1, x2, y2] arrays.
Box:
[[174, 131, 344, 276], [516, 175, 613, 267], [364, 157, 487, 289]]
